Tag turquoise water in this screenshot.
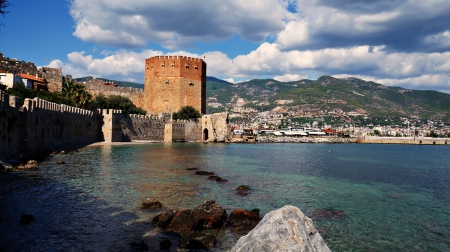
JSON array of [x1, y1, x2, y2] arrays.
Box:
[[1, 143, 449, 251]]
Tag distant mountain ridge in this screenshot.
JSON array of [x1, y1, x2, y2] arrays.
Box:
[[76, 75, 450, 120]]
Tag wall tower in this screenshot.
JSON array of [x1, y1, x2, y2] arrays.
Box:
[[144, 56, 206, 114]]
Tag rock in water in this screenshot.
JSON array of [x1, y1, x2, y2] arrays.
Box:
[[141, 201, 163, 209], [231, 205, 331, 252], [228, 208, 261, 231]]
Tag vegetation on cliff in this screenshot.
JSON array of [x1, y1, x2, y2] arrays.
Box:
[[172, 106, 201, 120], [89, 94, 146, 115]]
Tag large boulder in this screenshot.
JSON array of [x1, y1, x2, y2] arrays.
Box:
[[231, 205, 331, 252]]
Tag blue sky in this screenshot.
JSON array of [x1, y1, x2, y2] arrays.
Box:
[[2, 0, 450, 92]]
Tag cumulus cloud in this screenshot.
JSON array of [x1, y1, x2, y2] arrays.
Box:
[[69, 0, 294, 49], [58, 0, 450, 92], [50, 44, 450, 91], [276, 0, 450, 52]]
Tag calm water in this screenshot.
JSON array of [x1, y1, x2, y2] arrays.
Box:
[[1, 143, 450, 251]]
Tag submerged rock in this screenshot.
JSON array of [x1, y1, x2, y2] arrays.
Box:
[[141, 201, 164, 209], [237, 185, 250, 191], [186, 167, 199, 170], [59, 150, 66, 155], [208, 175, 228, 183], [231, 205, 331, 252], [182, 233, 217, 250], [236, 185, 251, 196], [195, 171, 215, 176], [309, 209, 347, 220]]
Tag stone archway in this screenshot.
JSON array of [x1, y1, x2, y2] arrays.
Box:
[[203, 128, 209, 141]]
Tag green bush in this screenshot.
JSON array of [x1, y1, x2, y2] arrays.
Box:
[[89, 94, 146, 115], [173, 106, 201, 120], [6, 84, 66, 105]]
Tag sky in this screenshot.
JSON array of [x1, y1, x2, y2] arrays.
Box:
[[1, 0, 450, 92]]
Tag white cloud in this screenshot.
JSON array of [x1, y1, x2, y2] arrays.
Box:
[[50, 43, 450, 92], [69, 0, 294, 48], [223, 78, 235, 83]]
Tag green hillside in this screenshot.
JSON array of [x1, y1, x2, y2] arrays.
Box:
[[75, 75, 450, 121]]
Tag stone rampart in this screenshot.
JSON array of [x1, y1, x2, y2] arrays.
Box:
[[98, 109, 166, 142], [83, 80, 146, 109], [172, 119, 202, 142], [0, 90, 101, 160], [202, 112, 231, 142]]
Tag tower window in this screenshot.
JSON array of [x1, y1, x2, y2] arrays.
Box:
[[161, 61, 165, 67], [171, 61, 175, 67], [185, 63, 189, 69], [165, 80, 169, 84], [194, 64, 198, 69], [189, 81, 194, 86]]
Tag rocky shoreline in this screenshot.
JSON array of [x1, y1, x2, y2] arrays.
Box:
[[141, 200, 331, 251]]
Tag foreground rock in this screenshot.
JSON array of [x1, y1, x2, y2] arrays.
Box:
[[231, 205, 331, 252], [228, 208, 261, 232], [15, 160, 38, 171], [166, 200, 227, 234], [141, 200, 164, 209]]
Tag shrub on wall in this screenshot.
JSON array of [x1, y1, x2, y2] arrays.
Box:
[[90, 94, 147, 115], [173, 106, 201, 120]]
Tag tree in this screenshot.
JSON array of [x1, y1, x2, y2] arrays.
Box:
[[62, 79, 92, 108], [0, 0, 12, 27], [172, 106, 201, 120], [89, 94, 146, 115]]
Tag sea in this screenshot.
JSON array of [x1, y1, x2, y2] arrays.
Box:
[[0, 143, 449, 251]]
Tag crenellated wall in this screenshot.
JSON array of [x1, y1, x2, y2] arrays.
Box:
[[0, 90, 101, 160], [172, 119, 203, 142], [98, 109, 166, 142], [0, 89, 230, 161]]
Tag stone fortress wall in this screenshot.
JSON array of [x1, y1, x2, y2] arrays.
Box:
[[0, 90, 100, 160], [99, 109, 166, 142], [83, 78, 146, 109]]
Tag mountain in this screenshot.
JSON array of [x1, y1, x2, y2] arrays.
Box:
[[75, 75, 450, 121], [207, 76, 450, 121]]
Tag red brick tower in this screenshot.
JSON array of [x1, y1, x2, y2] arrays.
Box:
[[144, 56, 206, 114]]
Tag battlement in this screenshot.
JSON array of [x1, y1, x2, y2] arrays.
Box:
[[23, 97, 95, 116], [151, 55, 204, 63]]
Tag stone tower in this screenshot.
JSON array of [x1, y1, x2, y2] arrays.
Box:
[[144, 56, 206, 114]]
